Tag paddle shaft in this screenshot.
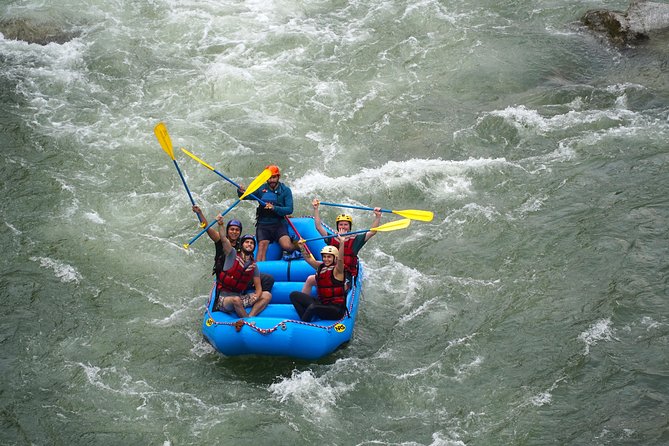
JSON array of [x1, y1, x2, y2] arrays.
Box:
[[180, 149, 272, 205], [154, 123, 202, 224], [301, 228, 370, 243], [206, 166, 268, 206], [318, 201, 390, 214], [185, 199, 240, 248], [212, 166, 302, 252], [301, 218, 410, 243], [318, 201, 433, 222], [172, 160, 197, 206], [285, 217, 312, 256]]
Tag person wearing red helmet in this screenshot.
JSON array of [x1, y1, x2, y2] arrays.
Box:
[[289, 234, 347, 322], [237, 164, 295, 261], [300, 199, 382, 294]]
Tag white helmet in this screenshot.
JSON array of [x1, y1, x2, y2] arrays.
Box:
[[320, 245, 339, 257]]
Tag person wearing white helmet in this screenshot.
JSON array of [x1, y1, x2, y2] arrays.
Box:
[[300, 199, 382, 294], [289, 235, 347, 322]]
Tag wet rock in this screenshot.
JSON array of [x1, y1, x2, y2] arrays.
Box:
[[582, 0, 669, 45], [0, 18, 80, 45]]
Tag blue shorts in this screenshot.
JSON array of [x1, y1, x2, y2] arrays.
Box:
[[256, 221, 289, 243]]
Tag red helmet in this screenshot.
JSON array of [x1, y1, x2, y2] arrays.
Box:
[[266, 165, 280, 176]]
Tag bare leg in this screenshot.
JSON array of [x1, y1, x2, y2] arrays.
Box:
[[223, 296, 248, 318], [248, 291, 272, 317], [278, 234, 294, 252], [257, 240, 270, 262], [301, 275, 316, 294]]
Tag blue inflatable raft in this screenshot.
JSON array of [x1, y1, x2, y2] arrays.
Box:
[[201, 217, 362, 360]]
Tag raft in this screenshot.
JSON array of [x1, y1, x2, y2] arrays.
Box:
[[201, 217, 362, 360]]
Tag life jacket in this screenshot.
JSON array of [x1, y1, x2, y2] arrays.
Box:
[[316, 263, 346, 305], [213, 239, 240, 276], [217, 253, 256, 293], [256, 189, 279, 220], [329, 237, 359, 276]]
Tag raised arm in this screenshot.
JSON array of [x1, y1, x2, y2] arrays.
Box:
[[193, 205, 220, 242], [312, 198, 328, 237], [364, 207, 382, 242], [333, 234, 346, 281], [297, 239, 321, 270], [216, 215, 234, 255], [236, 183, 259, 202]]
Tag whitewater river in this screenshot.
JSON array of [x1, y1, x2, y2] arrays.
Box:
[[1, 0, 668, 444]]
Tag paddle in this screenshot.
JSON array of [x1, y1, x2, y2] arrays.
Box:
[[318, 201, 434, 222], [181, 148, 273, 205], [183, 200, 240, 249], [180, 148, 241, 190], [154, 122, 204, 227], [285, 216, 313, 258], [183, 168, 271, 249], [299, 218, 411, 243], [182, 149, 307, 256]]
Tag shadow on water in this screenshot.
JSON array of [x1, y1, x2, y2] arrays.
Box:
[[200, 343, 347, 384]]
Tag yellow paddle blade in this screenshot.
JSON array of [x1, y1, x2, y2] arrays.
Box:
[[392, 209, 434, 222], [240, 168, 272, 200], [154, 122, 175, 160], [370, 218, 411, 232], [181, 148, 215, 171]]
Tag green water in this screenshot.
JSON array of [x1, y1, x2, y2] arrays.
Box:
[[1, 0, 668, 444]]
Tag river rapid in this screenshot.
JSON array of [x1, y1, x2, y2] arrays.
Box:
[[1, 0, 668, 444]]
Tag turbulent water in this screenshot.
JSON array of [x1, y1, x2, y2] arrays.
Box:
[[1, 0, 668, 444]]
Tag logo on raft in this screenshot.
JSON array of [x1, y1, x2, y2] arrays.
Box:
[[334, 323, 346, 333], [206, 318, 214, 327]]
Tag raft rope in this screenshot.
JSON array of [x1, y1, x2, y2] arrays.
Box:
[[203, 216, 360, 334], [204, 276, 359, 335]]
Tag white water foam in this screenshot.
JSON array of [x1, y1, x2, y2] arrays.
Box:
[[30, 256, 82, 284], [84, 211, 105, 224], [487, 104, 639, 135], [398, 296, 445, 325], [365, 249, 437, 313], [451, 356, 483, 383], [269, 369, 355, 420], [5, 221, 22, 235], [292, 157, 511, 202], [528, 376, 567, 407], [578, 318, 617, 355], [640, 316, 662, 331], [425, 431, 467, 446], [71, 361, 211, 416]]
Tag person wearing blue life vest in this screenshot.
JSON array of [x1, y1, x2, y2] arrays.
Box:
[[237, 165, 295, 261]]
